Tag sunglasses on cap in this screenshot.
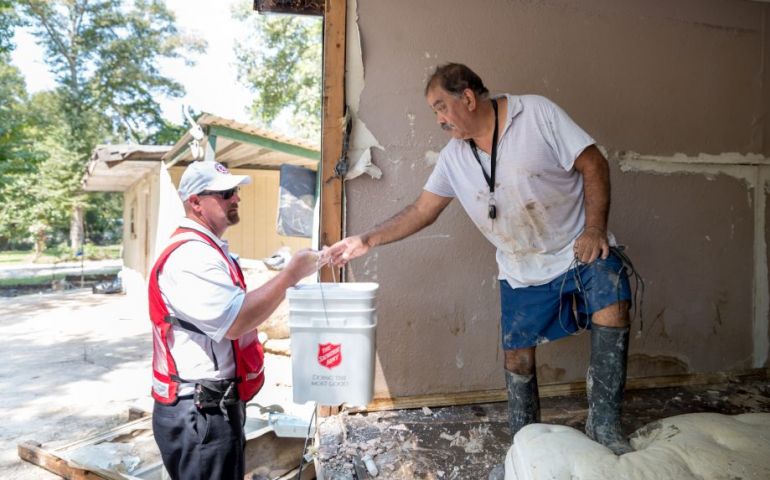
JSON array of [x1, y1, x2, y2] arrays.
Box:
[[197, 186, 239, 200]]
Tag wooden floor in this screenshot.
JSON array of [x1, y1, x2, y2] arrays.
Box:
[[316, 373, 770, 479]]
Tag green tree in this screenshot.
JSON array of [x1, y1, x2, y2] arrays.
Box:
[[0, 0, 49, 251], [0, 2, 33, 196], [233, 4, 322, 142], [0, 90, 78, 253], [0, 58, 36, 249], [21, 0, 205, 144], [0, 59, 37, 185], [17, 0, 205, 252], [0, 0, 20, 54]]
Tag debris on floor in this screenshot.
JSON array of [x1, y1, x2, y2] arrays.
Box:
[[317, 403, 510, 479], [317, 374, 770, 479]]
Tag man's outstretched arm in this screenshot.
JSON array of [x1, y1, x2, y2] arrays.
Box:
[[325, 191, 452, 266]]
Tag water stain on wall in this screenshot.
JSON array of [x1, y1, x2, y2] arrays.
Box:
[[628, 354, 689, 378], [537, 364, 567, 383]]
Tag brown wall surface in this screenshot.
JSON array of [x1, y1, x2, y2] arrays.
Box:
[[344, 0, 770, 398], [766, 180, 770, 369], [611, 166, 754, 375]]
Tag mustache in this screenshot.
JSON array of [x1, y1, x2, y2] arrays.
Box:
[[440, 123, 454, 131]]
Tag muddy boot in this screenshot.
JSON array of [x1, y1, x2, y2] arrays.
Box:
[[488, 371, 541, 480], [487, 463, 505, 480], [585, 325, 633, 455], [506, 370, 541, 442]]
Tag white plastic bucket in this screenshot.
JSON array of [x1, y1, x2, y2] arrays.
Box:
[[287, 283, 378, 406]]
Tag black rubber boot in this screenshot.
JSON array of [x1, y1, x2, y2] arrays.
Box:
[[487, 463, 505, 480], [506, 370, 541, 443], [585, 325, 633, 455], [488, 371, 541, 480]]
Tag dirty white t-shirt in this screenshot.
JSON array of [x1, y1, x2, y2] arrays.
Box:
[[424, 94, 607, 288], [157, 218, 245, 392]]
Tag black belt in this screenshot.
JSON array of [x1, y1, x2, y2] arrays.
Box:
[[193, 379, 240, 419]]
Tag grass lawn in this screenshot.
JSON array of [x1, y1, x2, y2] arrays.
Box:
[[0, 251, 58, 264], [0, 274, 67, 287], [0, 244, 122, 265]]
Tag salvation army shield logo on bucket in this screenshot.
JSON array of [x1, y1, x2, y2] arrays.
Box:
[[317, 343, 342, 369]]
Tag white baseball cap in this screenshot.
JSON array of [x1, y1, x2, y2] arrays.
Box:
[[178, 161, 252, 201]]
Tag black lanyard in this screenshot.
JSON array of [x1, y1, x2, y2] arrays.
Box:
[[468, 98, 499, 219]]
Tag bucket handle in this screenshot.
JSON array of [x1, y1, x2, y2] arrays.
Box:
[[317, 262, 339, 326]]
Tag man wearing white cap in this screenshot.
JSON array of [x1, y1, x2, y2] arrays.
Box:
[[148, 161, 319, 480]]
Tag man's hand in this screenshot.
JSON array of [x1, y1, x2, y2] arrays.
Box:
[[322, 235, 369, 267], [317, 192, 451, 268], [285, 249, 321, 284], [573, 227, 609, 263]]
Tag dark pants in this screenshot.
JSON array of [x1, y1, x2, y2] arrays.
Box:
[[152, 397, 246, 480]]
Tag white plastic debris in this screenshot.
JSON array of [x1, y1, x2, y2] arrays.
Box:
[[268, 412, 315, 438], [362, 454, 379, 477]]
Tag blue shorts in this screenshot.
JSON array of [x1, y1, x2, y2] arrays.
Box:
[[500, 248, 632, 350]]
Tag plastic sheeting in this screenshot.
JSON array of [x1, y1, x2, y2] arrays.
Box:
[[277, 164, 317, 238], [152, 161, 185, 261]]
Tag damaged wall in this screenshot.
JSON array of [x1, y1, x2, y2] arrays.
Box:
[[341, 0, 770, 399]]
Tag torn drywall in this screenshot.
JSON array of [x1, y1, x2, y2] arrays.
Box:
[[344, 0, 383, 181], [615, 151, 770, 368], [615, 151, 767, 185]]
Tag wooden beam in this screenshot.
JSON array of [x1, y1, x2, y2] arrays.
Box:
[[165, 143, 192, 168], [18, 418, 153, 480], [204, 133, 218, 162], [220, 152, 257, 169], [317, 404, 341, 417], [319, 0, 345, 280], [18, 441, 113, 480], [352, 368, 770, 413], [207, 125, 320, 161], [213, 139, 244, 162], [49, 416, 153, 453], [19, 415, 312, 480]]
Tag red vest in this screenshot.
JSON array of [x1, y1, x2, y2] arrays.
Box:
[[148, 227, 265, 404]]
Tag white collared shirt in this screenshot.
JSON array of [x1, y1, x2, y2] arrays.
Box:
[[156, 218, 245, 386], [425, 94, 615, 288]]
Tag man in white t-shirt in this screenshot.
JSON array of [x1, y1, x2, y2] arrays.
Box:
[[149, 161, 319, 480], [324, 63, 636, 460]]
